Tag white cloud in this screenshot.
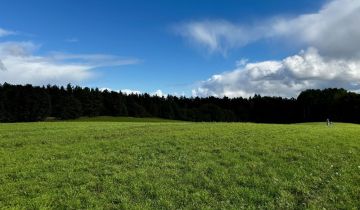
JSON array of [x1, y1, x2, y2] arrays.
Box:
[[100, 88, 167, 97], [0, 41, 39, 56], [173, 91, 186, 97], [151, 89, 165, 97], [0, 42, 92, 85], [271, 0, 360, 58], [121, 89, 141, 95], [176, 0, 360, 57], [99, 87, 116, 92], [0, 28, 16, 37], [48, 52, 140, 67], [236, 58, 249, 67], [193, 48, 360, 98], [175, 20, 262, 55], [184, 0, 360, 98], [100, 87, 141, 95], [0, 41, 139, 85], [0, 59, 6, 71]]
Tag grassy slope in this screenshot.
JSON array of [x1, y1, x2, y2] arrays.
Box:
[[0, 122, 359, 209], [47, 116, 181, 123]]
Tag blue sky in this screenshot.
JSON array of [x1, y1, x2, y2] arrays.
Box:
[[1, 0, 359, 97]]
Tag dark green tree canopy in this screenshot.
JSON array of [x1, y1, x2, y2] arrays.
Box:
[[0, 84, 359, 123]]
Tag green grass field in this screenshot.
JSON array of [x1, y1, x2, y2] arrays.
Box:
[[46, 116, 181, 123], [0, 119, 359, 209]]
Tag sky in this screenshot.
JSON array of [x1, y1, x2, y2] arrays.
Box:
[[0, 0, 360, 98]]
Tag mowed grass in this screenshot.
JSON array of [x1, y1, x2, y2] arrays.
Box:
[[0, 121, 359, 209]]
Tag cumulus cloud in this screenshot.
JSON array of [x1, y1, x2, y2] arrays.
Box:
[[185, 0, 360, 98], [98, 87, 119, 93], [176, 0, 360, 57], [121, 89, 141, 95], [0, 41, 139, 85], [121, 89, 166, 96], [99, 87, 136, 94], [100, 88, 167, 97], [152, 89, 165, 97], [100, 87, 141, 95], [193, 48, 360, 98], [0, 42, 92, 85], [272, 0, 360, 58]]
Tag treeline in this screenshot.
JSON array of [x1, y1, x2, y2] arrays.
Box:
[[0, 83, 360, 123]]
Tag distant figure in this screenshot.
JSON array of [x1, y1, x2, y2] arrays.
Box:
[[326, 118, 331, 126]]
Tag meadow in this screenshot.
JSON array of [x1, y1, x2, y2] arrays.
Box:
[[0, 118, 359, 209]]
